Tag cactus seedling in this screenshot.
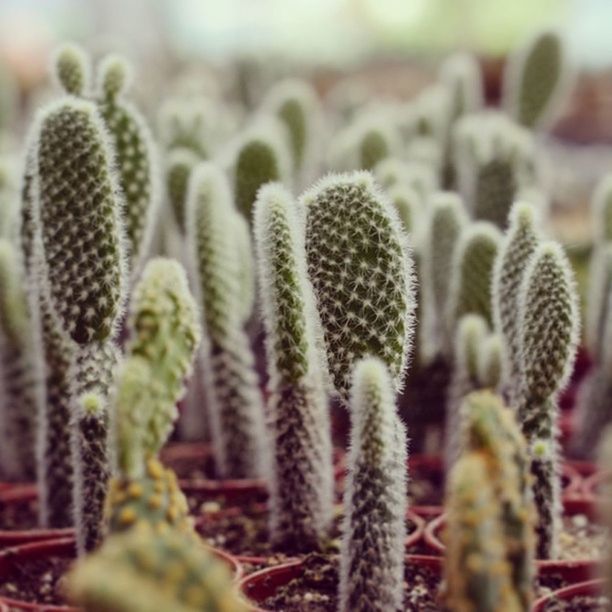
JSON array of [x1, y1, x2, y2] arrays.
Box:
[[254, 183, 333, 552], [187, 162, 266, 478], [517, 242, 579, 558], [302, 171, 415, 401], [339, 357, 407, 612], [67, 524, 246, 612]]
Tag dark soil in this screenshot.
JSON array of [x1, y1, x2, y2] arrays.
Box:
[[256, 553, 441, 611], [539, 594, 608, 611], [0, 496, 40, 531], [0, 554, 72, 606]]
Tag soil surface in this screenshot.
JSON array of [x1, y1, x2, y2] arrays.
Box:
[[0, 496, 39, 531]]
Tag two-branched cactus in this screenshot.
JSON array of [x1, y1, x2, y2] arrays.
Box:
[[254, 183, 333, 553]]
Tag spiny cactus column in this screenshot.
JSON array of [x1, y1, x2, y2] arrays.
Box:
[[339, 357, 407, 612], [166, 148, 199, 235], [387, 184, 422, 235], [477, 333, 503, 390], [0, 239, 38, 480], [517, 242, 579, 558], [447, 221, 501, 333], [492, 201, 541, 403], [504, 30, 569, 130], [302, 171, 414, 401], [254, 183, 333, 552], [68, 524, 246, 612], [187, 162, 266, 478], [232, 211, 256, 324]]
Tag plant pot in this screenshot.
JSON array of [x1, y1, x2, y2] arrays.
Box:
[[424, 497, 600, 585], [0, 485, 73, 548], [0, 536, 243, 610], [583, 469, 609, 501], [240, 554, 442, 611], [533, 578, 605, 611]]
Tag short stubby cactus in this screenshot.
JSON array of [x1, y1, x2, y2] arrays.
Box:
[[166, 148, 200, 235], [477, 333, 504, 390], [517, 241, 579, 558], [492, 201, 541, 401], [254, 183, 333, 552], [447, 221, 501, 333], [387, 184, 422, 236], [0, 239, 38, 480], [187, 162, 266, 478], [504, 30, 569, 130], [339, 357, 407, 612], [67, 523, 246, 612], [302, 171, 415, 401], [95, 54, 160, 272]]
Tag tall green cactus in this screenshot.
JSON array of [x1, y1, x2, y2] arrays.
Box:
[[492, 201, 541, 402], [504, 30, 569, 130], [187, 162, 266, 478], [254, 183, 333, 552], [166, 148, 200, 235], [339, 357, 407, 612], [517, 242, 579, 558], [0, 239, 38, 480], [67, 524, 246, 612], [302, 171, 415, 401]]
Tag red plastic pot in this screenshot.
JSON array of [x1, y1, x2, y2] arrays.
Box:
[[0, 485, 73, 547], [533, 578, 605, 611], [0, 536, 243, 610], [240, 554, 442, 611]]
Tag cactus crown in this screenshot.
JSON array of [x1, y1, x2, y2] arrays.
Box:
[[456, 314, 488, 380], [166, 148, 199, 234], [32, 97, 127, 344], [504, 30, 568, 130], [96, 54, 132, 101], [440, 53, 483, 119], [52, 43, 91, 95], [477, 333, 503, 390], [339, 356, 407, 612], [302, 171, 415, 400], [68, 524, 245, 612]]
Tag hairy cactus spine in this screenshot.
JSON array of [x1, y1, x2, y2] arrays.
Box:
[[187, 162, 266, 478], [517, 242, 579, 558], [339, 357, 407, 612], [254, 183, 333, 552], [302, 171, 415, 401]]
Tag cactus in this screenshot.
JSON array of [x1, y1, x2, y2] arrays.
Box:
[[67, 524, 246, 612], [302, 171, 415, 401], [52, 43, 91, 96], [596, 428, 612, 605], [591, 174, 612, 245], [374, 157, 438, 198], [517, 242, 579, 558], [187, 162, 266, 478], [254, 183, 333, 552], [477, 333, 503, 390], [387, 184, 422, 237], [0, 155, 18, 240], [492, 201, 542, 402], [339, 357, 407, 612], [233, 119, 289, 220], [232, 212, 256, 324], [407, 84, 452, 144], [0, 239, 38, 480], [447, 221, 501, 333], [357, 125, 392, 172], [157, 96, 209, 158], [440, 53, 483, 120], [166, 148, 199, 235], [504, 30, 569, 130]]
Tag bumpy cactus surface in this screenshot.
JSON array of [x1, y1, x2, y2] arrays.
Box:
[[302, 171, 414, 401], [187, 162, 266, 478], [254, 183, 333, 552], [492, 201, 541, 402], [517, 242, 579, 558], [339, 357, 407, 612], [68, 524, 245, 612]]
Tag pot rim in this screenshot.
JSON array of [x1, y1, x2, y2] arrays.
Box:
[[532, 578, 604, 611]]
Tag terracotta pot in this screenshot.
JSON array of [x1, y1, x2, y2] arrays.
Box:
[[533, 578, 604, 611], [240, 554, 442, 611], [0, 485, 73, 547], [0, 536, 242, 610], [424, 497, 599, 583]]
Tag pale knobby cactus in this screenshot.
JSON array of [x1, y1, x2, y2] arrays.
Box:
[[302, 171, 415, 401], [339, 357, 407, 612], [517, 242, 579, 558], [254, 183, 333, 552], [187, 163, 266, 478], [492, 201, 542, 403]]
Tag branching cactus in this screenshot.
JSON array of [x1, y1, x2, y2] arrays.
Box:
[[339, 357, 407, 612], [447, 221, 501, 334], [67, 524, 246, 612], [504, 30, 569, 130], [517, 242, 579, 558], [492, 201, 542, 403], [0, 239, 38, 480], [444, 314, 487, 468], [302, 171, 415, 401], [187, 162, 266, 478], [254, 183, 333, 552], [233, 118, 290, 220]]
